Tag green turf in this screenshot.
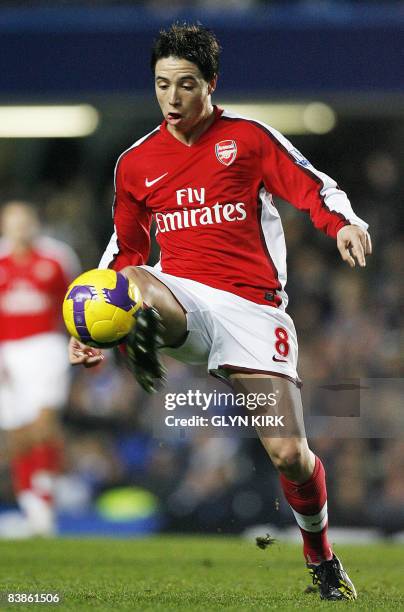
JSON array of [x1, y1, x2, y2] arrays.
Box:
[[0, 536, 403, 610]]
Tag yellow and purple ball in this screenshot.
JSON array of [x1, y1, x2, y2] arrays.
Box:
[[62, 268, 142, 348]]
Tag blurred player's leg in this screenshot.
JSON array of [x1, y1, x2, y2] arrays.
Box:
[[8, 408, 63, 536], [230, 373, 356, 600], [0, 332, 70, 537]]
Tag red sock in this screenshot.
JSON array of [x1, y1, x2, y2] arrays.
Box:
[[11, 450, 35, 495], [11, 442, 61, 504], [280, 456, 333, 564], [30, 441, 62, 474], [29, 441, 63, 503]]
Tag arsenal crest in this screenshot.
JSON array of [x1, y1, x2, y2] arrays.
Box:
[[215, 140, 237, 166]]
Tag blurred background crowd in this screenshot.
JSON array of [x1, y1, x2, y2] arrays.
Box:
[[0, 1, 403, 538]]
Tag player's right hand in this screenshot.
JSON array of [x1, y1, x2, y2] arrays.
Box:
[[68, 336, 104, 368]]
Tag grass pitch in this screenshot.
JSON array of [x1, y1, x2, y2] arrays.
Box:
[[0, 536, 403, 610]]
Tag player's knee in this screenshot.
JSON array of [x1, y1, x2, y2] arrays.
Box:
[[270, 441, 305, 474], [120, 266, 152, 301], [7, 429, 32, 457], [120, 266, 169, 313], [29, 410, 60, 444]]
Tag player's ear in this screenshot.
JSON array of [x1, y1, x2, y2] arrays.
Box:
[[208, 75, 218, 95]]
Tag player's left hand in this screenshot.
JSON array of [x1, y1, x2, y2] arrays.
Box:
[[336, 225, 372, 268]]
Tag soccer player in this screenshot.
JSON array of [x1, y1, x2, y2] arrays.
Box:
[[69, 24, 371, 599], [0, 201, 80, 536]]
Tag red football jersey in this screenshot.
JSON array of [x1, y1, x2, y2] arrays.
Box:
[[100, 106, 368, 307], [0, 237, 80, 341]]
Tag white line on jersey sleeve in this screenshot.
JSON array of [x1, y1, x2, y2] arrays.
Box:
[[258, 186, 289, 309], [98, 228, 118, 269], [112, 126, 161, 198]]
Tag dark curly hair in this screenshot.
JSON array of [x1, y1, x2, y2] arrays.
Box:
[[151, 23, 221, 82]]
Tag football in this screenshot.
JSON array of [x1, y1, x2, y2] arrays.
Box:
[[62, 268, 142, 348]]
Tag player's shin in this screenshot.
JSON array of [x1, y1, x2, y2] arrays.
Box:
[[280, 455, 333, 564], [11, 440, 62, 536]]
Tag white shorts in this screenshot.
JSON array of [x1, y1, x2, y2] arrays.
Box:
[[0, 333, 70, 430], [141, 266, 300, 385]]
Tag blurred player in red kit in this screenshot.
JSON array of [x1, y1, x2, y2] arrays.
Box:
[[70, 25, 371, 598], [0, 201, 80, 536]]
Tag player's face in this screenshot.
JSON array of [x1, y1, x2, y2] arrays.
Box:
[[1, 203, 39, 246], [155, 56, 216, 135]]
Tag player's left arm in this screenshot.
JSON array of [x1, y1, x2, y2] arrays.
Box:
[[259, 125, 372, 267]]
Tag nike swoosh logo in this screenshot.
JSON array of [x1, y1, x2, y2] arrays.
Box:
[[145, 172, 168, 187], [272, 355, 288, 363]]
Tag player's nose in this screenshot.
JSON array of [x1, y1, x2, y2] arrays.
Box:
[[168, 87, 181, 107]]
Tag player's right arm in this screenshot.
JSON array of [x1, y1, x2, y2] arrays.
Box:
[[69, 154, 152, 367], [99, 155, 152, 271]]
